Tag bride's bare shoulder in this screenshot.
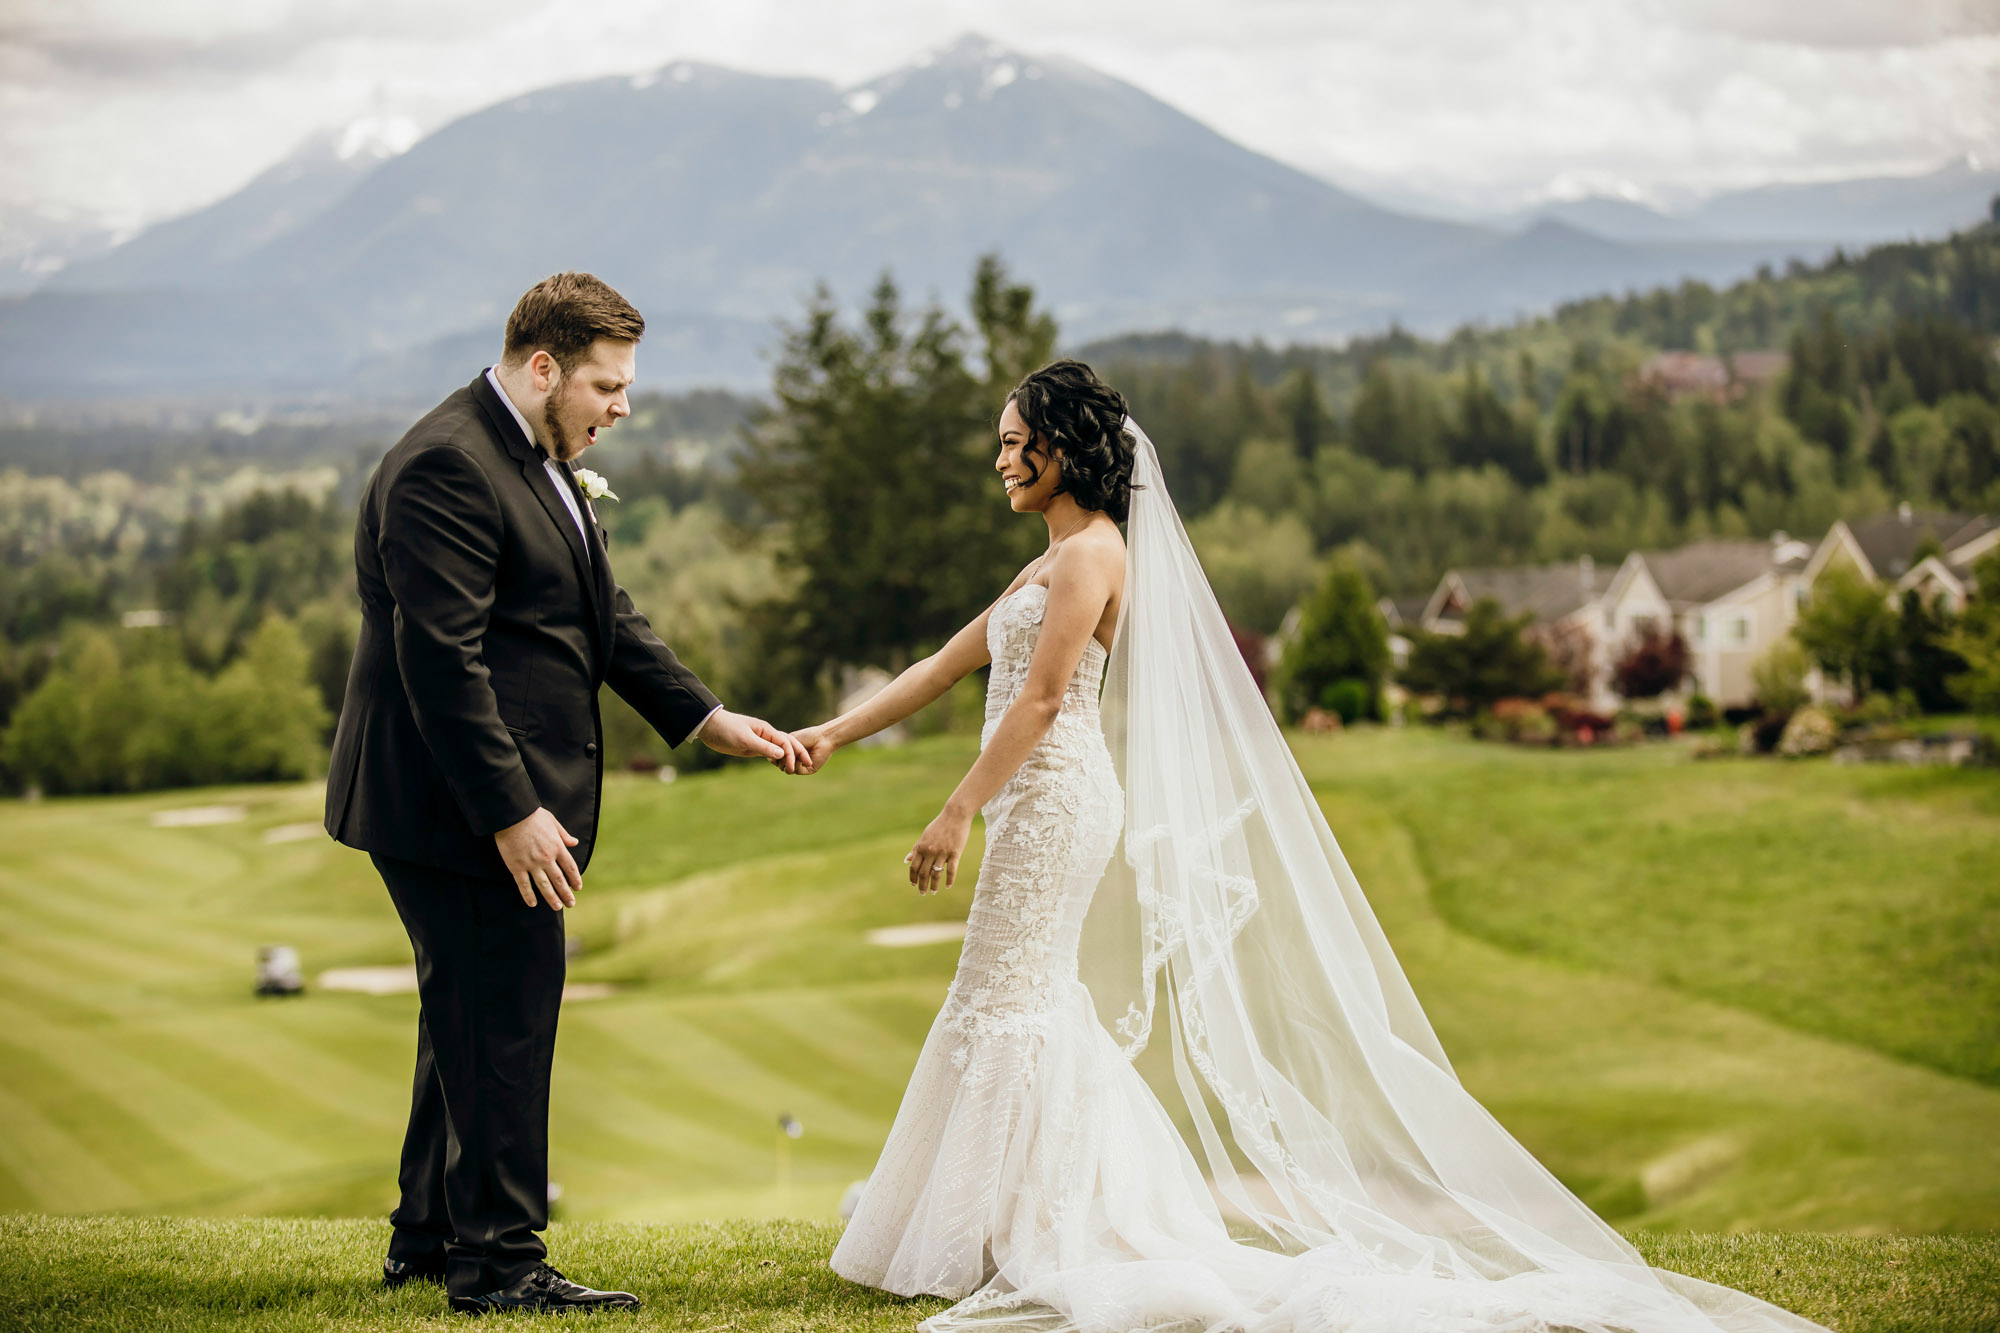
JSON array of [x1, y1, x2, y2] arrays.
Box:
[[1051, 519, 1125, 581]]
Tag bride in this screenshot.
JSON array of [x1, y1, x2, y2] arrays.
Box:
[[789, 361, 1824, 1333]]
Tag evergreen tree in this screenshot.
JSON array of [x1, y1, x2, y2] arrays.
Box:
[[1897, 588, 1965, 714], [740, 260, 1051, 717], [1447, 366, 1545, 485], [1947, 551, 2000, 714], [1277, 365, 1329, 461], [1401, 599, 1563, 714], [1274, 556, 1388, 723]]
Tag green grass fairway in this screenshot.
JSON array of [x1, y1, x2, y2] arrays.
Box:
[[0, 730, 1995, 1242], [1, 1217, 1994, 1333]]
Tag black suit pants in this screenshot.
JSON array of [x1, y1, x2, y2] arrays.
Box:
[[373, 852, 565, 1297]]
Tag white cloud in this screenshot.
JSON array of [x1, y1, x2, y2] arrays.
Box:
[[1, 0, 1994, 235]]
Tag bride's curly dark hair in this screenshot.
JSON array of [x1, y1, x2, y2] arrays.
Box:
[[1006, 359, 1138, 523]]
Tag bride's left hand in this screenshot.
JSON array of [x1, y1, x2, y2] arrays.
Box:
[[905, 807, 971, 895]]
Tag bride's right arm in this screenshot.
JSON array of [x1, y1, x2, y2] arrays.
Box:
[[796, 595, 1007, 768]]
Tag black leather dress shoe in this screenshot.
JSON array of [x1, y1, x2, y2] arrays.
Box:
[[449, 1263, 640, 1315], [383, 1255, 448, 1288]]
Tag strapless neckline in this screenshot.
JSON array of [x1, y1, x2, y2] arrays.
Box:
[[1000, 582, 1110, 660]]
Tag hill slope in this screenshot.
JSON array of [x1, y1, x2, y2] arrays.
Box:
[[0, 731, 1995, 1233]]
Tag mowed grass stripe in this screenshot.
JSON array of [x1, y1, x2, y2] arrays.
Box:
[[0, 948, 123, 1027], [561, 1003, 878, 1150], [0, 901, 231, 998], [0, 1080, 144, 1213], [233, 998, 422, 1089], [0, 1033, 227, 1207], [141, 1012, 406, 1143], [0, 998, 312, 1186], [553, 1012, 793, 1171], [9, 843, 257, 948], [677, 998, 925, 1124], [579, 1004, 886, 1148], [835, 983, 952, 1047], [738, 988, 936, 1088], [551, 1075, 764, 1190]]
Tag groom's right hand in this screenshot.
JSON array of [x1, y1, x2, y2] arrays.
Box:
[[496, 808, 583, 911]]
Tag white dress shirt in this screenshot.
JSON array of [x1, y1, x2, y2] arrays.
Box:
[[484, 366, 591, 559], [484, 365, 723, 742]]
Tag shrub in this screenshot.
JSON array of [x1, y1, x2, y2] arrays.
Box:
[[1777, 705, 1838, 757], [1320, 677, 1372, 725], [1751, 639, 1812, 715]]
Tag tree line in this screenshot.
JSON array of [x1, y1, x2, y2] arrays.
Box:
[[2, 220, 1997, 792]]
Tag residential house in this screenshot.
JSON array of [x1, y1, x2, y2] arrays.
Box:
[[1803, 505, 1997, 613], [1374, 595, 1431, 673], [1598, 535, 1816, 707], [1640, 350, 1791, 403]]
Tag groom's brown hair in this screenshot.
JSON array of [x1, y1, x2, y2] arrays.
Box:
[[502, 272, 645, 373]]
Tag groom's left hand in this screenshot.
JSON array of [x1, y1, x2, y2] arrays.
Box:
[[699, 708, 808, 773]]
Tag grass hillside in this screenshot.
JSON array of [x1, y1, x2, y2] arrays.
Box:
[[0, 729, 1995, 1238], [2, 1217, 1996, 1333]]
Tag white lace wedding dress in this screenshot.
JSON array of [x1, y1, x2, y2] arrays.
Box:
[[830, 428, 1827, 1333]]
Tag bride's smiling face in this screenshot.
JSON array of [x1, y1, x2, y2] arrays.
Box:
[[996, 399, 1062, 513]]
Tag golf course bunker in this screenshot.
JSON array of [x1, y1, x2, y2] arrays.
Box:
[[317, 966, 614, 1002], [865, 922, 967, 948]]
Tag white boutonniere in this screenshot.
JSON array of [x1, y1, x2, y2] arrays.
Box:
[[573, 467, 619, 502]]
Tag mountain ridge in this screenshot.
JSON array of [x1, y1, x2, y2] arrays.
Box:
[[4, 35, 1983, 405]]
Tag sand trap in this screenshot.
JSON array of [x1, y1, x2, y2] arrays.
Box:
[[865, 922, 967, 948], [318, 965, 417, 995], [316, 965, 614, 1002], [151, 805, 246, 827], [261, 823, 324, 844]]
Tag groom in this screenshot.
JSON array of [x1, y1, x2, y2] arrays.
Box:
[[324, 272, 805, 1313]]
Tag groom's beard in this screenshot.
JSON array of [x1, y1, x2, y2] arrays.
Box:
[[540, 385, 588, 462]]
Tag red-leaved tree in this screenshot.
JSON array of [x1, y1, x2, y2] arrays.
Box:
[[1613, 626, 1689, 699]]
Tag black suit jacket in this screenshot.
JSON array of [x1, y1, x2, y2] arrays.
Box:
[[324, 373, 721, 877]]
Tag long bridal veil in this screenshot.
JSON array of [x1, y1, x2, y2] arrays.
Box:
[[1059, 418, 1825, 1332]]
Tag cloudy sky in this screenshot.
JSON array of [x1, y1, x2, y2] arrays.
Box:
[[3, 0, 1997, 241]]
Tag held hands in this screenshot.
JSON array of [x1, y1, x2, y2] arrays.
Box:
[[700, 708, 809, 773], [496, 807, 582, 911], [788, 724, 836, 776], [905, 805, 971, 895]]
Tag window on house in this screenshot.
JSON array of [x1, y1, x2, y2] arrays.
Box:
[[1726, 616, 1750, 643], [1694, 615, 1708, 642]]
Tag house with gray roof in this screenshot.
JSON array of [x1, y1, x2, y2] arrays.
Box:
[[1600, 535, 1815, 706], [1420, 559, 1613, 633], [1805, 505, 1997, 613]]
